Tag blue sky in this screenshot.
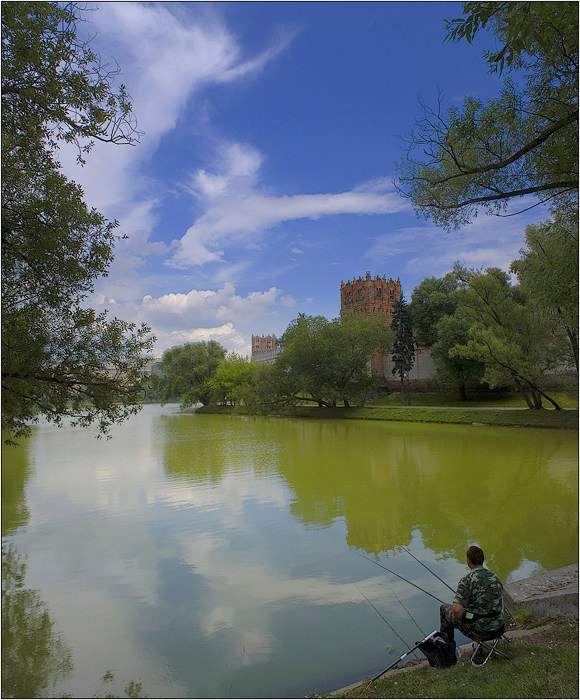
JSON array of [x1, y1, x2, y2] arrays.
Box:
[[60, 1, 548, 356]]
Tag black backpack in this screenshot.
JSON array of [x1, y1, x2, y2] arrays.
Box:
[[417, 632, 459, 669]]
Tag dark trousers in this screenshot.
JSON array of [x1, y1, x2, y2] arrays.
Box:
[[439, 604, 504, 642], [439, 603, 473, 642]]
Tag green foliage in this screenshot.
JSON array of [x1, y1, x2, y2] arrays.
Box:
[[511, 205, 579, 373], [450, 265, 563, 409], [396, 2, 578, 227], [408, 204, 577, 400], [209, 353, 257, 405], [409, 275, 484, 399], [249, 359, 302, 410], [514, 606, 534, 626], [431, 311, 485, 398], [409, 274, 459, 347], [277, 314, 329, 406], [445, 2, 578, 76], [2, 2, 138, 160], [2, 2, 153, 441], [275, 312, 394, 408], [157, 341, 226, 407]]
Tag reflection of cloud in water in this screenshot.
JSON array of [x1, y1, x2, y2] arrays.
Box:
[[148, 470, 290, 514], [205, 604, 236, 635], [505, 558, 543, 584], [178, 528, 437, 665]]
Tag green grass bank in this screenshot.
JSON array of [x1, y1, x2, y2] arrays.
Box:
[[195, 403, 578, 430], [371, 391, 578, 409], [323, 619, 578, 699]]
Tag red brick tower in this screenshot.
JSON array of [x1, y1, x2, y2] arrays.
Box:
[[340, 272, 402, 376], [340, 271, 401, 320], [252, 334, 276, 353]]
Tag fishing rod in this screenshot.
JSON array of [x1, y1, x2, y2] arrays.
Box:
[[370, 629, 438, 683], [358, 553, 446, 605], [401, 546, 455, 595]]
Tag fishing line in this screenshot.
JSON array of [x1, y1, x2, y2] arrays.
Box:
[[354, 584, 412, 649], [385, 579, 426, 636], [358, 553, 446, 604], [401, 546, 455, 594]]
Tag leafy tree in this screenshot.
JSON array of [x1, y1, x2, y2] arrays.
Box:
[[2, 2, 153, 441], [322, 312, 394, 407], [395, 2, 578, 227], [510, 205, 579, 374], [248, 359, 304, 410], [209, 353, 256, 406], [390, 297, 415, 402], [157, 341, 226, 407], [451, 265, 563, 408], [276, 312, 393, 407], [431, 310, 485, 400], [410, 274, 484, 399], [276, 315, 329, 406], [409, 273, 460, 347]]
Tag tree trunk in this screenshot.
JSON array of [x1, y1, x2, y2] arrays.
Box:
[[520, 386, 535, 409], [521, 383, 561, 410], [459, 383, 467, 401], [536, 388, 562, 410], [531, 388, 543, 409]]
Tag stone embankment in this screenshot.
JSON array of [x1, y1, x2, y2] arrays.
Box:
[[503, 563, 578, 619], [329, 563, 578, 697]]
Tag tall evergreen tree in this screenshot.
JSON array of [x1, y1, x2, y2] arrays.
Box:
[[391, 296, 415, 403]]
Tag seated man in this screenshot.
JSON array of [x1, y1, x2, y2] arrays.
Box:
[[440, 545, 505, 642]]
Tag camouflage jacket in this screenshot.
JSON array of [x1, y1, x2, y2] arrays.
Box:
[[453, 566, 504, 634]]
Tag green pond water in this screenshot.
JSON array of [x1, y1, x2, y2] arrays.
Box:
[[2, 405, 577, 698]]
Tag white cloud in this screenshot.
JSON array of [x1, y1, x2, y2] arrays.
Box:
[[171, 153, 408, 267], [87, 281, 284, 356], [141, 282, 280, 328], [57, 3, 293, 300], [280, 295, 297, 307], [185, 142, 264, 201], [365, 198, 549, 282], [153, 323, 249, 355]]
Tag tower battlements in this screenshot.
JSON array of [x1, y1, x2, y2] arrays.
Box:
[[340, 271, 401, 319]]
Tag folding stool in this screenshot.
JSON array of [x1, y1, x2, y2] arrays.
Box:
[[469, 633, 511, 666]]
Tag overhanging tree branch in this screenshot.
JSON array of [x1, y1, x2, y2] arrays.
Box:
[[419, 109, 578, 186], [395, 2, 578, 225], [424, 181, 578, 211]]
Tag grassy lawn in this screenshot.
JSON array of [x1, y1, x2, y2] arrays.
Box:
[[372, 390, 578, 409], [197, 404, 578, 429], [325, 619, 578, 699]]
